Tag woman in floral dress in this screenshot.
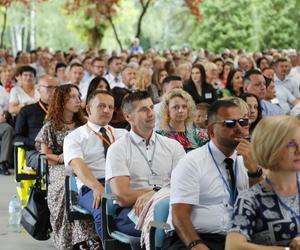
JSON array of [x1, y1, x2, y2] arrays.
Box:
[[36, 84, 97, 249]]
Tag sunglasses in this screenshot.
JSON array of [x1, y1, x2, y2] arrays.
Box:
[[213, 118, 249, 128], [287, 140, 300, 154]]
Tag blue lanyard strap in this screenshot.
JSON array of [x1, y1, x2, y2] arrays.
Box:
[[208, 143, 238, 205], [265, 175, 300, 222]]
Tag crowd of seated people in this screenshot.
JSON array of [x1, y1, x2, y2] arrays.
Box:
[[0, 46, 300, 250]]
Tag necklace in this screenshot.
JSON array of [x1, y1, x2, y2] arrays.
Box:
[[63, 120, 75, 125]]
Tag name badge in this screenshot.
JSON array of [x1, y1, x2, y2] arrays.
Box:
[[149, 174, 163, 186], [205, 93, 212, 99]]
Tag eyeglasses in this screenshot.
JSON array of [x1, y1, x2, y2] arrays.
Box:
[[213, 118, 249, 128], [287, 140, 300, 154]]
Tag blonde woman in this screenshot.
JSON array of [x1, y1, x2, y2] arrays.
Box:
[[226, 116, 300, 250], [157, 88, 207, 152], [136, 66, 160, 104]]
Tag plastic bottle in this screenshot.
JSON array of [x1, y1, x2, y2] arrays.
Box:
[[8, 195, 22, 232]]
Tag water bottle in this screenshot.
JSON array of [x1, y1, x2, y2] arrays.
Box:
[[8, 195, 22, 232]]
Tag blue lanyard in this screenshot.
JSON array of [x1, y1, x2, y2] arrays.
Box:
[[208, 143, 238, 205], [265, 175, 300, 223]]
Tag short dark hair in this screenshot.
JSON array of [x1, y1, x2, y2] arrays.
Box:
[[15, 65, 36, 77], [256, 56, 269, 69], [243, 69, 262, 86], [70, 62, 83, 70], [91, 57, 104, 66], [86, 89, 113, 106], [162, 75, 182, 87], [107, 56, 120, 65], [208, 100, 238, 125], [122, 91, 151, 113], [274, 57, 288, 65], [55, 62, 67, 73]]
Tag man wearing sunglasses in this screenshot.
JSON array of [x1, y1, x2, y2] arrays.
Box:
[[163, 100, 262, 250]]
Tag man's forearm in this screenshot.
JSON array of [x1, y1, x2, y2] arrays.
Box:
[[70, 158, 104, 192]]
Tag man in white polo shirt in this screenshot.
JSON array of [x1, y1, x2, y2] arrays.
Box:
[[163, 100, 262, 250], [105, 91, 185, 237], [63, 90, 127, 239]]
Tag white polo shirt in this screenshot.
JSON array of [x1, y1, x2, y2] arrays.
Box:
[[105, 130, 186, 189], [167, 141, 249, 234], [63, 120, 127, 190]]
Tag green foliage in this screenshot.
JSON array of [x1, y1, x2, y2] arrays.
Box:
[[188, 0, 300, 51]]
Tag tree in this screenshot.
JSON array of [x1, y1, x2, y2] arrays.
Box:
[[64, 0, 121, 49]]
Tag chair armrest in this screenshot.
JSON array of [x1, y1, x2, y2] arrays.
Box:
[[102, 193, 117, 200], [149, 221, 171, 230]]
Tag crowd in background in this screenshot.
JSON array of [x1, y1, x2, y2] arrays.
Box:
[[0, 43, 300, 250]]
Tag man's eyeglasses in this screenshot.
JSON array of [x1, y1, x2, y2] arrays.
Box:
[[287, 140, 300, 154], [212, 118, 249, 128]]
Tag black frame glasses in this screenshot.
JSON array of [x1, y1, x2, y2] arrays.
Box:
[[213, 118, 249, 128]]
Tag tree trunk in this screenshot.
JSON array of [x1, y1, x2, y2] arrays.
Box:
[[135, 0, 152, 39], [87, 27, 103, 49], [108, 17, 123, 51], [30, 3, 36, 50], [0, 6, 7, 48]]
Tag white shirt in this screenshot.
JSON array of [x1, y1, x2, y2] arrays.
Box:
[[291, 102, 300, 116], [274, 74, 300, 98], [167, 141, 249, 234], [9, 86, 39, 106], [105, 130, 186, 189], [104, 72, 125, 89], [0, 85, 9, 113], [274, 82, 296, 114], [63, 121, 127, 190]]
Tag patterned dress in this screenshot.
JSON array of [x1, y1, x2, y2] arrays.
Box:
[[230, 183, 300, 246], [36, 121, 96, 249], [157, 129, 208, 152]]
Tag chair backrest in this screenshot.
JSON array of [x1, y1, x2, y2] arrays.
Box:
[[153, 198, 170, 248]]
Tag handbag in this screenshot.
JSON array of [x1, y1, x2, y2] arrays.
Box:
[[21, 179, 51, 240]]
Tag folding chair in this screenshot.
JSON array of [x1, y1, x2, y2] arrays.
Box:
[[149, 198, 171, 250], [101, 182, 140, 250], [65, 175, 93, 222], [14, 142, 43, 208]]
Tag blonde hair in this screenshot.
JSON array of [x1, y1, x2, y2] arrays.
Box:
[[135, 67, 152, 90], [251, 116, 300, 170], [160, 88, 195, 129], [220, 96, 249, 116]]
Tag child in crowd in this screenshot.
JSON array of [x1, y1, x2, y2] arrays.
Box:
[[193, 102, 210, 141]]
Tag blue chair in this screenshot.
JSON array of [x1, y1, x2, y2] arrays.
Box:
[[101, 183, 140, 250], [149, 198, 171, 250], [65, 175, 93, 222]]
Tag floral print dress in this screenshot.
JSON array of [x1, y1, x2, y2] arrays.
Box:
[[36, 121, 96, 249]]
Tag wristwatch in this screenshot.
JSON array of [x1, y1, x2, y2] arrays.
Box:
[[187, 239, 204, 249], [247, 168, 263, 178]]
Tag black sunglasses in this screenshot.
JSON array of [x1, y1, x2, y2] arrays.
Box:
[[214, 118, 249, 128]]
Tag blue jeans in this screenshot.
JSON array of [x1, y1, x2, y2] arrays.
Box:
[[78, 178, 105, 238]]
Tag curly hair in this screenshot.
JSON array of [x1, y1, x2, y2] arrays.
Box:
[[46, 84, 86, 130], [160, 88, 195, 130]]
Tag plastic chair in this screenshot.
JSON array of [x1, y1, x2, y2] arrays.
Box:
[[149, 198, 171, 250], [65, 175, 93, 222], [101, 182, 140, 250]]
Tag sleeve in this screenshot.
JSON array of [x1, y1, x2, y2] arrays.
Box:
[[35, 122, 53, 150], [170, 155, 200, 206], [14, 107, 34, 149], [171, 140, 186, 170], [192, 129, 208, 147], [105, 138, 130, 180], [9, 87, 19, 104], [229, 189, 257, 241], [285, 88, 296, 103], [63, 131, 85, 166]]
